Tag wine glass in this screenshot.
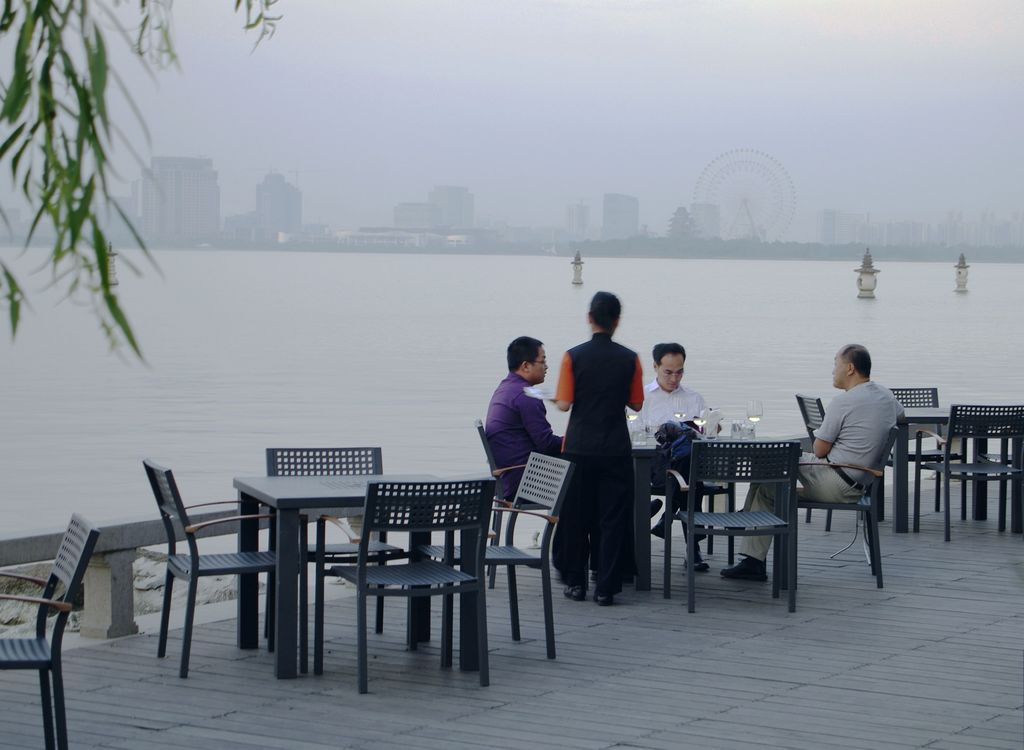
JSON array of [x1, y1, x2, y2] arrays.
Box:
[[673, 411, 686, 425], [746, 400, 763, 424], [626, 411, 641, 444], [692, 408, 708, 435]]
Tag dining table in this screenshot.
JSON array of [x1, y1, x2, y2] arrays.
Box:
[[233, 473, 485, 679]]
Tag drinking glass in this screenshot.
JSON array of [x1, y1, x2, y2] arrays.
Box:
[[693, 408, 709, 436], [746, 400, 763, 424], [626, 412, 642, 445]]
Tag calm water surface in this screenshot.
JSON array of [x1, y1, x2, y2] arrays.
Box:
[[1, 249, 1019, 533]]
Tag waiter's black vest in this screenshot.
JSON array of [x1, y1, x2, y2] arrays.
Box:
[[563, 332, 638, 456]]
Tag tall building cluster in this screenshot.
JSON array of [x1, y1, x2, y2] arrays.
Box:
[[141, 157, 221, 244], [818, 209, 1024, 248]]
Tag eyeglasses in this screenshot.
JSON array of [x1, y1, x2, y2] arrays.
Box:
[[531, 359, 548, 366]]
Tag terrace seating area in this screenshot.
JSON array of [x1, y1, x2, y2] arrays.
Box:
[[1, 482, 1021, 750]]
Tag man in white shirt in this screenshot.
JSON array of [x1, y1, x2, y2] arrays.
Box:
[[641, 342, 711, 571], [639, 343, 707, 430]]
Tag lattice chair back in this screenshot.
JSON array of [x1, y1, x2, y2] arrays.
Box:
[[35, 514, 100, 642], [890, 387, 939, 408], [266, 447, 382, 477], [475, 420, 500, 474], [144, 459, 199, 562], [690, 440, 802, 488], [946, 404, 1024, 442], [795, 394, 825, 442], [514, 453, 573, 512], [363, 479, 495, 535]]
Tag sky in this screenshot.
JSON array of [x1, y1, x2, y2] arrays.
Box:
[[31, 1, 1024, 239]]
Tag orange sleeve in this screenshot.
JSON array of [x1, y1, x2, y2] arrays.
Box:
[[554, 351, 574, 403], [629, 355, 644, 404]]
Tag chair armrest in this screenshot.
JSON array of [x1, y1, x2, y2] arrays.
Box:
[[492, 464, 527, 477], [185, 513, 274, 534], [798, 459, 880, 477], [184, 500, 240, 510], [0, 571, 47, 587], [317, 515, 360, 543], [914, 428, 945, 445], [492, 507, 559, 525], [666, 469, 690, 492], [0, 594, 72, 613]]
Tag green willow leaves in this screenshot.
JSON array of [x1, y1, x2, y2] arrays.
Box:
[[0, 0, 280, 356]]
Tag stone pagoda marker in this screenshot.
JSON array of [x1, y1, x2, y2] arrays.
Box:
[[855, 248, 878, 299], [954, 253, 969, 293], [571, 251, 584, 285]]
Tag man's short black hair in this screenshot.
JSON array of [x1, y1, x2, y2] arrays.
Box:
[[839, 344, 871, 377], [589, 291, 621, 330], [507, 336, 543, 372], [652, 342, 686, 365]]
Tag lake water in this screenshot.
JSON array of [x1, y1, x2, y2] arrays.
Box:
[[1, 248, 1020, 534]]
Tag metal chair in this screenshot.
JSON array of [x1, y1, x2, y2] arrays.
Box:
[[0, 514, 99, 750], [914, 405, 1024, 541], [422, 453, 574, 658], [323, 478, 495, 693], [795, 394, 831, 527], [476, 419, 512, 588], [797, 426, 898, 588], [665, 439, 801, 612], [144, 459, 276, 678], [889, 387, 961, 529], [265, 447, 405, 675]]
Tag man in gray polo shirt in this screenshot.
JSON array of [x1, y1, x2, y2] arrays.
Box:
[[721, 344, 904, 581]]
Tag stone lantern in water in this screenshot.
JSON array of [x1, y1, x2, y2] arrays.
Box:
[[954, 253, 969, 293], [107, 243, 119, 287], [855, 248, 879, 299], [571, 251, 584, 285]]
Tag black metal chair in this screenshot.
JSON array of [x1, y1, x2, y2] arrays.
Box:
[[265, 447, 405, 675], [797, 426, 898, 588], [0, 514, 99, 750], [144, 459, 277, 678], [322, 478, 495, 693], [795, 394, 831, 527], [914, 405, 1024, 542], [421, 453, 574, 658], [889, 387, 961, 529], [475, 419, 516, 588], [665, 439, 801, 612]]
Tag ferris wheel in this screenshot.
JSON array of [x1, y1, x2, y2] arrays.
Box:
[[692, 149, 796, 241]]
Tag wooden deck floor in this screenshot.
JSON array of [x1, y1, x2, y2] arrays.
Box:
[[3, 494, 1022, 750]]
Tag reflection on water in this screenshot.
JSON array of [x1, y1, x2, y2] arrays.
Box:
[[1, 249, 1018, 532]]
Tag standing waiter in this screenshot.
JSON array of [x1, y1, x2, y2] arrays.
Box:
[[553, 291, 644, 606]]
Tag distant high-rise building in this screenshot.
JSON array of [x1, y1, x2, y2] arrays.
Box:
[[255, 173, 302, 239], [565, 202, 590, 241], [394, 202, 442, 229], [818, 209, 868, 245], [428, 185, 474, 228], [601, 193, 639, 240], [689, 203, 720, 239], [141, 157, 220, 244]]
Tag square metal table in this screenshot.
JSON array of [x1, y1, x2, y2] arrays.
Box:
[[893, 407, 950, 533], [233, 473, 484, 679]]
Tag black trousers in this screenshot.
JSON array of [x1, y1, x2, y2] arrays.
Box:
[[553, 454, 634, 595]]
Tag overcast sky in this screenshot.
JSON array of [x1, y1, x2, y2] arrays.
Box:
[[78, 1, 1024, 239]]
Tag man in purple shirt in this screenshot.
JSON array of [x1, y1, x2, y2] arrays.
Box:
[[485, 336, 563, 498]]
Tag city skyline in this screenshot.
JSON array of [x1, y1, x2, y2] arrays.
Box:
[[3, 1, 1019, 243]]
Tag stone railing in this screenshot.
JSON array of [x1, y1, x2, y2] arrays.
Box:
[[0, 510, 262, 639]]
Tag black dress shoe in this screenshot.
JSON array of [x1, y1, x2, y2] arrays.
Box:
[[563, 584, 586, 601], [720, 555, 767, 582], [593, 592, 614, 606], [650, 518, 667, 539], [691, 548, 710, 573], [649, 498, 663, 518]]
